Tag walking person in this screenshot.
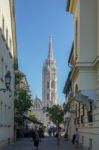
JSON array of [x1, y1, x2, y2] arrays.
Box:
[[72, 133, 76, 145], [56, 127, 61, 145], [32, 126, 39, 150], [74, 128, 80, 148]]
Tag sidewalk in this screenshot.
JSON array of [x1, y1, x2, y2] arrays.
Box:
[[3, 137, 86, 150]]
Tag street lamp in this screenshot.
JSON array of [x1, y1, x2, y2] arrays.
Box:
[[0, 71, 11, 92], [5, 71, 11, 90]]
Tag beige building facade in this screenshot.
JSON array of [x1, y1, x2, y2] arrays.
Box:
[[0, 0, 17, 148], [63, 0, 99, 150], [30, 97, 44, 124]]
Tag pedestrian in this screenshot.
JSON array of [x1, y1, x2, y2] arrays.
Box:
[[52, 126, 56, 137], [38, 126, 44, 139], [74, 128, 80, 148], [56, 126, 61, 145], [72, 133, 76, 145], [32, 126, 39, 150], [48, 127, 51, 136]]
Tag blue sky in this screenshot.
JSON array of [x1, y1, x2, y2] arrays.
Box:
[[15, 0, 74, 104]]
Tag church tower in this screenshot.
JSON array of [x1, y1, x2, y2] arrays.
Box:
[[42, 35, 57, 107]]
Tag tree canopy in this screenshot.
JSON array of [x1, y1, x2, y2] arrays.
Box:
[[14, 71, 32, 125], [43, 105, 64, 126]]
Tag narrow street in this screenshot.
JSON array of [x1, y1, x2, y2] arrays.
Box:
[[3, 137, 84, 150]]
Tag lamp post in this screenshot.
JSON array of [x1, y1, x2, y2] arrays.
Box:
[[0, 71, 11, 92]]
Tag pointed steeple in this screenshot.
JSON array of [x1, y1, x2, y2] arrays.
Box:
[[48, 34, 54, 60]]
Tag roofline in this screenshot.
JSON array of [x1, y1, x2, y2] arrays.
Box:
[[9, 0, 18, 69], [66, 0, 71, 11], [63, 71, 72, 94], [68, 42, 74, 63]]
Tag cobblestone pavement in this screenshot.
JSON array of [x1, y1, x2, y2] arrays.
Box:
[[3, 137, 85, 150]]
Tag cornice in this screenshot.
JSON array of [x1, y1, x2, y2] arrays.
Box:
[[9, 0, 18, 69], [70, 61, 96, 81], [76, 56, 99, 69], [66, 0, 71, 11], [93, 56, 99, 68], [76, 62, 94, 70], [66, 0, 77, 14]]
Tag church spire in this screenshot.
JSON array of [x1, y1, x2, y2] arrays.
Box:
[[48, 34, 53, 60]]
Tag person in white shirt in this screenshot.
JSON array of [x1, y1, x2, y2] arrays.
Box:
[[75, 128, 80, 148]]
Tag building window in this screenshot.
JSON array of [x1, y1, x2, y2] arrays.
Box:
[[74, 118, 76, 125], [79, 103, 80, 118], [47, 81, 49, 89], [75, 84, 78, 95], [88, 112, 93, 122], [76, 104, 77, 117], [88, 102, 93, 123], [82, 105, 85, 116], [81, 115, 84, 124], [81, 105, 85, 124], [77, 117, 79, 125], [5, 65, 8, 74], [89, 138, 93, 149]]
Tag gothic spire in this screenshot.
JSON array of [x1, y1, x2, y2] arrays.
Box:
[[48, 34, 53, 60]]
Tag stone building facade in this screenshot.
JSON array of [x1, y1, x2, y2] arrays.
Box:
[[42, 35, 57, 107], [30, 97, 44, 124], [63, 0, 99, 150], [0, 0, 17, 148]]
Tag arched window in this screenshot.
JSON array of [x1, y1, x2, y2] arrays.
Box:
[[47, 81, 49, 89], [51, 80, 55, 89]]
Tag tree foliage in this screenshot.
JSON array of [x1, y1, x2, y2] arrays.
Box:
[[15, 89, 32, 114], [43, 105, 64, 126], [15, 72, 32, 125]]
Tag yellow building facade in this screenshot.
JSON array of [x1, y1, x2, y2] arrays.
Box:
[[64, 0, 99, 149]]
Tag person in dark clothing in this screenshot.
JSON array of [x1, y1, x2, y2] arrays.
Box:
[[56, 127, 61, 145], [38, 126, 44, 138], [32, 127, 39, 150], [72, 133, 76, 145]]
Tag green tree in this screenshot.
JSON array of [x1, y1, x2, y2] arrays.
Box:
[[14, 71, 32, 126], [43, 105, 64, 126]]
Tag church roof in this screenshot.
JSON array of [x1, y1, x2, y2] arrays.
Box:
[[32, 97, 43, 109], [43, 35, 56, 70]]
